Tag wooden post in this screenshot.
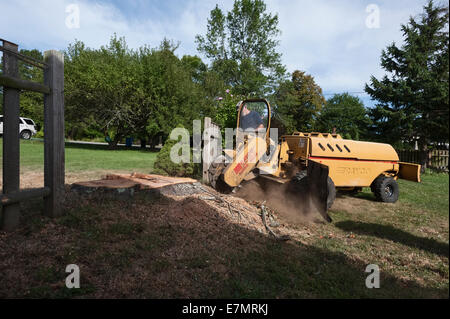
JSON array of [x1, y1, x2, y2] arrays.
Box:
[[43, 50, 65, 217], [427, 150, 433, 169], [1, 40, 21, 231]]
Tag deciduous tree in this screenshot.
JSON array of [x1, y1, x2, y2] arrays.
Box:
[[196, 0, 286, 96], [275, 70, 326, 133], [315, 93, 372, 140]]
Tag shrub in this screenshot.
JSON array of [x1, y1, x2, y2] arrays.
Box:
[[153, 134, 200, 178], [35, 128, 44, 139]]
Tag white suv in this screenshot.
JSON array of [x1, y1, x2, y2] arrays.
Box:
[[0, 116, 38, 140]]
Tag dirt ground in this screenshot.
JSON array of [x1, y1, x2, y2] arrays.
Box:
[[0, 171, 448, 298], [0, 182, 306, 298], [0, 170, 138, 189]]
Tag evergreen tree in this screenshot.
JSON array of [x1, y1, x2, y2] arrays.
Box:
[[365, 1, 449, 148]]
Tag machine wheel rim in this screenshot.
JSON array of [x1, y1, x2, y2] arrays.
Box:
[[22, 131, 30, 139], [384, 184, 393, 197]]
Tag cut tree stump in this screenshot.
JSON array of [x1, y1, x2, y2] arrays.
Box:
[[71, 173, 201, 199]]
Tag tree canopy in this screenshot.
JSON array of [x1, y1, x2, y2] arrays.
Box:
[[64, 35, 212, 146], [0, 49, 45, 131], [196, 0, 286, 96], [1, 0, 448, 152], [274, 70, 326, 133], [316, 93, 372, 140]]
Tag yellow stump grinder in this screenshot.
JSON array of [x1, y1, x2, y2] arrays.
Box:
[[207, 99, 421, 222]]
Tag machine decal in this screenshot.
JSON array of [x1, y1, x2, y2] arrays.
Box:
[[233, 146, 257, 175], [309, 156, 397, 164], [337, 167, 371, 175]]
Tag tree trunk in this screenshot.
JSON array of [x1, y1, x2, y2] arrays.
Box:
[[109, 133, 122, 149], [140, 138, 147, 149], [419, 138, 429, 173], [70, 127, 77, 140], [108, 139, 119, 149], [148, 135, 155, 150]]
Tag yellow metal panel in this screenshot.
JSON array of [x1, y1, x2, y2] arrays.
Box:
[[223, 136, 267, 187], [292, 132, 343, 139], [312, 158, 399, 187], [224, 149, 234, 158], [298, 137, 309, 158], [282, 135, 303, 159], [399, 162, 421, 182], [309, 137, 399, 161], [279, 139, 289, 164], [257, 144, 281, 175]]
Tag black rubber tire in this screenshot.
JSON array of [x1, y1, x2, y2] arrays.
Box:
[[372, 175, 399, 203], [215, 175, 233, 194], [208, 156, 232, 193], [208, 162, 224, 189], [290, 171, 336, 209], [20, 130, 32, 140], [370, 183, 376, 194], [326, 177, 336, 209]]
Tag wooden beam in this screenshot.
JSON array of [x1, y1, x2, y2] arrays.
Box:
[[0, 45, 48, 69], [1, 41, 21, 231], [1, 187, 51, 206], [43, 50, 65, 217], [0, 75, 50, 94]]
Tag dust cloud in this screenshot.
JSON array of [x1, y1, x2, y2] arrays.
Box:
[[234, 177, 331, 224]]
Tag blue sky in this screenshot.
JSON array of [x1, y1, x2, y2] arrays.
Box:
[[0, 0, 433, 107]]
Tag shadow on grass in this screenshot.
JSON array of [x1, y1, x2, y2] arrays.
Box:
[[0, 190, 447, 298], [335, 221, 449, 258], [181, 194, 447, 298], [337, 191, 376, 202], [64, 142, 158, 152]]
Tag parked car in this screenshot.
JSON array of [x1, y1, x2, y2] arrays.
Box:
[[0, 116, 38, 140]]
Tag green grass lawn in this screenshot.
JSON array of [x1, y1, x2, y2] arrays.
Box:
[[214, 172, 448, 299], [0, 139, 158, 173]]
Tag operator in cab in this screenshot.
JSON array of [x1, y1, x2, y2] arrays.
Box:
[[238, 103, 265, 132]]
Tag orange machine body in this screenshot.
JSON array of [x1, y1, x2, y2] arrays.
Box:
[[277, 132, 420, 187]]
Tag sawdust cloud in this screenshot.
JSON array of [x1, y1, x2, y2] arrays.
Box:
[[234, 177, 330, 224]]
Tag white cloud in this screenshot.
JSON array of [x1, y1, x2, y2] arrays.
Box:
[[0, 0, 212, 54], [0, 0, 430, 96], [265, 0, 428, 92]]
